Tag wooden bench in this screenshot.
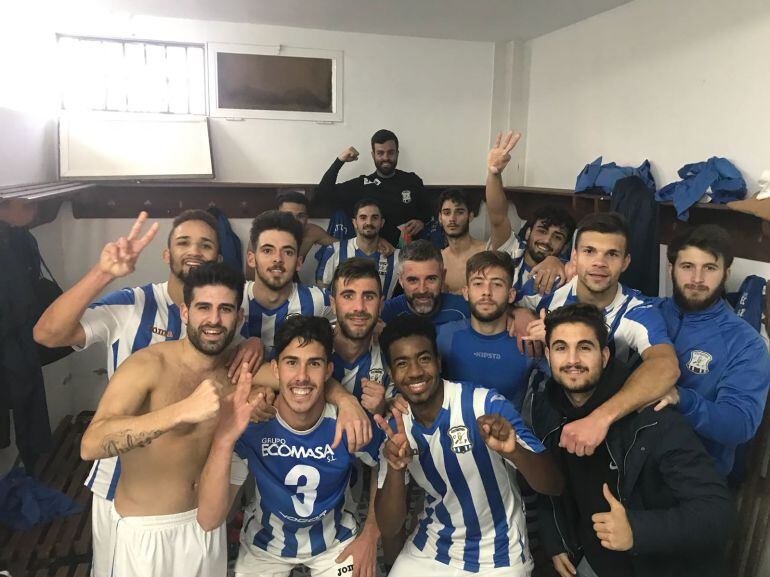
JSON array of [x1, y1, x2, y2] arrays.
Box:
[[0, 412, 94, 577]]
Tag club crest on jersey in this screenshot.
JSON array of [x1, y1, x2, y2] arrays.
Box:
[[686, 350, 712, 374], [368, 368, 384, 383], [401, 190, 412, 204], [448, 425, 472, 454], [151, 326, 173, 338], [378, 260, 389, 275], [363, 177, 381, 186]]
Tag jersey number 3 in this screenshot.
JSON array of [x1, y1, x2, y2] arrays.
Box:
[[284, 465, 320, 517]]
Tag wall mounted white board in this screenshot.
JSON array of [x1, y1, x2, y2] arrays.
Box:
[[59, 113, 213, 179]]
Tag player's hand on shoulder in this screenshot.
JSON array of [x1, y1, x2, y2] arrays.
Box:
[[333, 395, 372, 453], [360, 378, 386, 415], [338, 146, 360, 163], [377, 237, 396, 257], [227, 337, 264, 383], [531, 255, 566, 295], [178, 377, 223, 425], [374, 408, 412, 470], [386, 393, 409, 416], [248, 386, 277, 423], [98, 211, 159, 279], [477, 414, 516, 454]]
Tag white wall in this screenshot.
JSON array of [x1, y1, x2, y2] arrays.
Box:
[[525, 0, 770, 192]]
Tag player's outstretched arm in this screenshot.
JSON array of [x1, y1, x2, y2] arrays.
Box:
[[485, 131, 521, 250], [478, 414, 563, 496], [198, 366, 254, 531], [80, 351, 221, 461], [34, 211, 159, 348], [374, 410, 411, 538]]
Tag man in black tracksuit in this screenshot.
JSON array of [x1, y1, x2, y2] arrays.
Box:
[[532, 303, 734, 577], [316, 129, 431, 247]]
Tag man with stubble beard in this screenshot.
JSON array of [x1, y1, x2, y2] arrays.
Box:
[[80, 262, 248, 577], [653, 225, 770, 477]]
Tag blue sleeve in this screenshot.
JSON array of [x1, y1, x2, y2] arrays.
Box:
[[356, 421, 386, 466], [315, 245, 335, 283], [678, 337, 770, 445], [380, 296, 404, 324], [484, 389, 545, 453]]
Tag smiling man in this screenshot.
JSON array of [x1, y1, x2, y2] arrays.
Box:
[[196, 315, 384, 577], [79, 262, 246, 577], [654, 225, 770, 477], [316, 129, 431, 246]]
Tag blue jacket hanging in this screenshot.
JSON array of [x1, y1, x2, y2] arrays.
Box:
[[656, 157, 746, 221], [575, 157, 656, 195], [207, 207, 243, 271], [727, 275, 766, 333]]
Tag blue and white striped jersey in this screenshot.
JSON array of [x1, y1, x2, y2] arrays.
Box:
[[230, 404, 384, 560], [490, 232, 563, 302], [315, 238, 400, 298], [377, 380, 545, 573], [80, 282, 184, 500], [332, 342, 388, 401], [524, 277, 671, 366], [241, 281, 334, 360]]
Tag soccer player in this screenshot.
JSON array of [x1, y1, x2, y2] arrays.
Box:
[[196, 315, 384, 577], [317, 129, 431, 246], [375, 316, 563, 577], [485, 131, 573, 297], [532, 303, 734, 577], [522, 212, 680, 457], [436, 188, 487, 294], [380, 240, 470, 327], [79, 262, 248, 577], [437, 251, 540, 411], [242, 210, 335, 360], [316, 198, 400, 298], [654, 225, 770, 476], [33, 210, 262, 577]]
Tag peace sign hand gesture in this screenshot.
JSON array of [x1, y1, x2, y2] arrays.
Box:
[[374, 408, 413, 470], [487, 130, 522, 175], [99, 211, 159, 279]]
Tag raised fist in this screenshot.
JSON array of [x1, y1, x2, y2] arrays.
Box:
[[179, 378, 222, 424], [338, 146, 360, 163]]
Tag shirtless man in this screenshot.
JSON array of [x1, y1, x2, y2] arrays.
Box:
[[80, 261, 246, 577], [437, 188, 487, 294]]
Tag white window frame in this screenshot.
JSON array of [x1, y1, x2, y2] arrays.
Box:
[[207, 42, 343, 122]]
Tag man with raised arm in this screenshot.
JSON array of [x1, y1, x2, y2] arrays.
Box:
[[523, 212, 680, 458], [316, 129, 431, 246], [197, 315, 385, 577], [79, 262, 247, 577], [33, 210, 263, 577], [485, 131, 574, 298], [316, 199, 400, 298], [374, 315, 563, 577]]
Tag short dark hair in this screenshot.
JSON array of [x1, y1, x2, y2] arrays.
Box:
[[379, 315, 438, 366], [466, 251, 515, 285], [249, 210, 303, 251], [274, 315, 334, 361], [168, 209, 219, 248], [544, 303, 609, 349], [666, 225, 734, 269], [276, 191, 308, 208], [574, 212, 630, 254], [331, 257, 382, 297], [437, 188, 472, 215], [182, 261, 245, 308], [353, 197, 383, 218], [526, 205, 576, 241], [371, 129, 399, 150], [398, 239, 443, 267]]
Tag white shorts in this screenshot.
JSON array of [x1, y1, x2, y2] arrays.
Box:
[[389, 540, 531, 577], [90, 494, 114, 577], [234, 538, 353, 577], [109, 504, 226, 577]]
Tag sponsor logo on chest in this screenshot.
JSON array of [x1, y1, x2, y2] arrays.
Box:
[[262, 437, 336, 462], [151, 326, 173, 338]]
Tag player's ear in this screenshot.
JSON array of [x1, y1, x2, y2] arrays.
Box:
[[162, 247, 170, 264], [180, 303, 189, 324], [271, 358, 279, 380], [601, 346, 610, 368], [325, 360, 334, 381], [237, 307, 244, 324], [295, 254, 304, 273], [508, 287, 516, 305], [330, 294, 337, 317], [246, 249, 256, 268], [462, 285, 469, 302]]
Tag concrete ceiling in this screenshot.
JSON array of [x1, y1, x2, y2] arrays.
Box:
[[101, 0, 636, 42]]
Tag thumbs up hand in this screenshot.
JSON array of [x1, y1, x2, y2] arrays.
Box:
[[591, 483, 633, 551]]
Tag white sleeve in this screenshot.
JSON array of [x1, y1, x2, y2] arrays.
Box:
[[230, 453, 249, 486], [321, 246, 339, 286], [77, 304, 124, 350]]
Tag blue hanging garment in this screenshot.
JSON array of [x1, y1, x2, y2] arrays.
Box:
[[0, 468, 82, 530], [727, 275, 766, 333], [575, 157, 656, 195], [656, 157, 746, 221], [207, 207, 243, 271], [326, 209, 354, 241]]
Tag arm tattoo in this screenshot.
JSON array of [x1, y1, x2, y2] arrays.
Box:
[[102, 429, 163, 457]]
